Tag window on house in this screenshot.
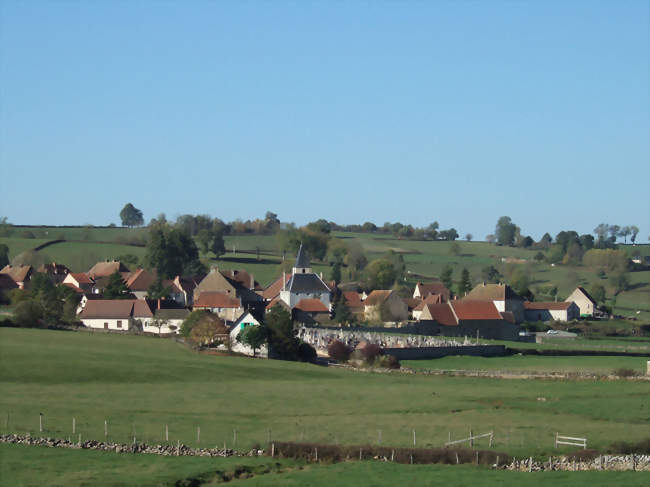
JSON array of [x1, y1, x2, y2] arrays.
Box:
[[104, 323, 108, 329], [117, 320, 122, 328], [302, 269, 306, 273]]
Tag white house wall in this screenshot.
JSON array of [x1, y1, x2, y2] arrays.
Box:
[[81, 318, 130, 331]]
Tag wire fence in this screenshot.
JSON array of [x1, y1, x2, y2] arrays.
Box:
[[1, 410, 588, 455]]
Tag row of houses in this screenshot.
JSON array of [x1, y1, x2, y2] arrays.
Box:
[[0, 245, 600, 347]]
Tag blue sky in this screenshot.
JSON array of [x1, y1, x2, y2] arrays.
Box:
[[1, 1, 648, 241]]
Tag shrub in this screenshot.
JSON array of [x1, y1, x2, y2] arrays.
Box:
[[327, 340, 352, 362], [297, 342, 317, 362], [613, 367, 637, 378], [374, 354, 400, 369], [20, 230, 36, 239], [608, 438, 650, 454], [359, 343, 382, 364]]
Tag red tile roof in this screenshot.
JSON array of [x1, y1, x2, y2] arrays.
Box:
[[79, 300, 133, 319], [295, 298, 329, 313], [62, 282, 84, 293], [364, 290, 393, 306], [452, 301, 503, 321], [126, 268, 156, 291], [0, 265, 32, 283], [263, 273, 292, 300], [343, 291, 363, 308], [87, 261, 129, 279], [69, 272, 94, 284], [193, 292, 241, 309], [524, 301, 573, 311], [415, 281, 451, 300], [424, 303, 458, 326]]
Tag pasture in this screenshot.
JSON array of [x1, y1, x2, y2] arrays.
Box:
[[1, 443, 646, 487], [402, 355, 648, 375], [1, 328, 649, 459]]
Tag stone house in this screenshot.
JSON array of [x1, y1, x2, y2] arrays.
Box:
[[363, 290, 408, 323], [412, 281, 451, 302], [565, 287, 597, 317], [193, 292, 244, 321]]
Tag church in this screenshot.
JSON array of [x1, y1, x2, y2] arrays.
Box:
[[279, 244, 331, 310]]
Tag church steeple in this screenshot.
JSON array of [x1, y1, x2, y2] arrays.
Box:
[[293, 244, 312, 274]]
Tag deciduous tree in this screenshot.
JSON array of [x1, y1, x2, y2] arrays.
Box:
[[119, 203, 144, 227], [238, 325, 267, 357]]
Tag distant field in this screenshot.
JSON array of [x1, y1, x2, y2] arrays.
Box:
[[1, 328, 649, 459], [33, 241, 147, 272], [0, 237, 52, 259], [402, 355, 648, 375], [1, 444, 645, 487]]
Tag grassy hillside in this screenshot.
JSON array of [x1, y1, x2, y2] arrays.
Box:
[[1, 328, 649, 459], [1, 444, 645, 487]]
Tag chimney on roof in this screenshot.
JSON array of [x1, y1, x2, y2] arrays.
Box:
[[157, 298, 161, 310], [320, 272, 323, 279], [282, 271, 286, 291]]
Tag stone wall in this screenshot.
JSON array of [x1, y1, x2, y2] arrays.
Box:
[[297, 326, 476, 351]]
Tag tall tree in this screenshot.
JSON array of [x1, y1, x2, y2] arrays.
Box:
[[630, 225, 640, 244], [0, 243, 8, 269], [465, 233, 473, 242], [145, 225, 203, 279], [364, 259, 398, 290], [104, 271, 129, 299], [266, 304, 299, 360], [593, 223, 609, 243], [440, 265, 453, 292], [457, 268, 472, 296], [608, 225, 621, 243], [495, 216, 518, 246], [119, 203, 144, 227]]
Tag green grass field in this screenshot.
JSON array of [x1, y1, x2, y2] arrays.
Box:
[[402, 355, 649, 375], [1, 328, 649, 459], [1, 444, 647, 487]]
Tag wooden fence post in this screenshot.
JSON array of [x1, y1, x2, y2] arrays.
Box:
[[72, 417, 76, 434], [39, 413, 43, 433], [489, 431, 493, 448], [271, 443, 275, 458], [197, 427, 200, 443], [413, 429, 416, 446], [315, 447, 318, 462], [104, 420, 108, 439], [469, 429, 473, 448], [359, 448, 362, 460], [165, 424, 169, 442], [233, 428, 236, 445]]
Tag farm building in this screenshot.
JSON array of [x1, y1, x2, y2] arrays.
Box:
[[565, 287, 597, 317], [417, 300, 520, 340], [524, 301, 580, 322], [363, 290, 409, 323], [78, 299, 153, 331], [0, 265, 33, 289], [463, 283, 525, 323]]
